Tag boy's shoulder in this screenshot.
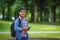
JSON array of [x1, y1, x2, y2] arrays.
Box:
[[14, 18, 19, 22]]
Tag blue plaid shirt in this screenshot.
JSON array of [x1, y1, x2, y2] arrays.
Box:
[[14, 17, 28, 40]]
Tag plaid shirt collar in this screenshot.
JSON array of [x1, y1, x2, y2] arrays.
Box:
[[19, 16, 26, 20], [19, 16, 27, 27]]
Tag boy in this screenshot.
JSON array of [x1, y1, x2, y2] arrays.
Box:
[[14, 7, 30, 40]]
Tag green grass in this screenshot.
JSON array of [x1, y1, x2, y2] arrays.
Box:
[[29, 33, 60, 38], [0, 34, 11, 40], [29, 23, 60, 31], [0, 33, 60, 40], [0, 20, 60, 40], [0, 23, 10, 32], [0, 20, 60, 32], [0, 20, 11, 32]]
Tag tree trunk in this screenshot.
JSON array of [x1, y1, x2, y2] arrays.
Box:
[[7, 2, 11, 20], [51, 5, 56, 23], [59, 8, 60, 22], [37, 8, 39, 22], [44, 8, 49, 22], [14, 9, 19, 19], [2, 7, 5, 19], [40, 6, 43, 22], [1, 0, 5, 19], [37, 7, 41, 22], [30, 5, 35, 22]]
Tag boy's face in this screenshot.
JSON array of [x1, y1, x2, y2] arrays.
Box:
[[19, 9, 26, 18]]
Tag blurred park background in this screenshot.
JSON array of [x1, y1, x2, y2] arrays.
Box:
[[0, 0, 60, 40]]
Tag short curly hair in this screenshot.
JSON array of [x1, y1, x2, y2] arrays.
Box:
[[18, 7, 26, 12]]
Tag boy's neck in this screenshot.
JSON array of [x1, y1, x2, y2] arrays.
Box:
[[19, 16, 25, 19]]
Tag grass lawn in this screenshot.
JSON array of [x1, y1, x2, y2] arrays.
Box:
[[0, 20, 60, 40], [29, 33, 60, 38], [0, 20, 60, 32], [0, 33, 60, 40], [0, 34, 10, 40]]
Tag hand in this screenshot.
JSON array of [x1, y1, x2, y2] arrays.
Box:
[[22, 26, 31, 31], [25, 26, 31, 31], [22, 27, 27, 31]]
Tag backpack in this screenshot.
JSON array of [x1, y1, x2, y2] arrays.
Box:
[[11, 18, 21, 37]]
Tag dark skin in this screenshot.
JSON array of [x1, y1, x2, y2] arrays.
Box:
[[19, 9, 31, 31]]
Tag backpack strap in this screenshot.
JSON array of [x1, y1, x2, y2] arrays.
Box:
[[18, 18, 21, 27]]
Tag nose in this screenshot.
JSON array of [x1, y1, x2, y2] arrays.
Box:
[[24, 13, 26, 14], [23, 12, 26, 14]]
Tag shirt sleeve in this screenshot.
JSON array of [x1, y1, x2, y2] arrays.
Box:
[[14, 19, 22, 32]]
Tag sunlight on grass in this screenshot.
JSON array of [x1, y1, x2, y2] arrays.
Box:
[[0, 20, 60, 32], [29, 23, 60, 31], [29, 33, 60, 38], [0, 33, 60, 40], [0, 34, 11, 40], [0, 20, 60, 39], [0, 20, 12, 24]]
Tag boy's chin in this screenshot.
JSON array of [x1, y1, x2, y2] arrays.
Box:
[[21, 16, 25, 18]]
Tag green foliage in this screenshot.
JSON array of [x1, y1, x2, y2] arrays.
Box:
[[0, 0, 60, 22]]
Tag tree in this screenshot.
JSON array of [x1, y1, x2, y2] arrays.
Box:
[[27, 0, 36, 22], [59, 8, 60, 22], [5, 0, 14, 20], [57, 0, 60, 22], [29, 4, 35, 22], [51, 0, 57, 23], [13, 0, 24, 19], [1, 0, 5, 19]]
